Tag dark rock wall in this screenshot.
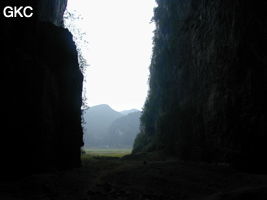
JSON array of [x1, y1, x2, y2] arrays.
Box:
[[1, 0, 83, 176], [133, 0, 267, 172], [38, 0, 68, 26]]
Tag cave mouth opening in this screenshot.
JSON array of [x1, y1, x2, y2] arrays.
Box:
[[64, 0, 156, 154]]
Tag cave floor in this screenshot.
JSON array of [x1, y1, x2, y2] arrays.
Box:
[[1, 154, 267, 200]]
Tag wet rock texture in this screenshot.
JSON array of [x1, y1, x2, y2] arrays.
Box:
[[134, 0, 267, 172]]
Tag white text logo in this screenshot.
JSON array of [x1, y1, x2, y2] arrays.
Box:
[[3, 6, 33, 18]]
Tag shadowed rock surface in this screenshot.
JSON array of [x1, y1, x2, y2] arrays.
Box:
[[1, 0, 83, 177], [133, 0, 267, 173], [0, 0, 266, 199]]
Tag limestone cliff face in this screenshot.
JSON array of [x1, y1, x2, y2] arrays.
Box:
[[133, 0, 267, 172], [1, 0, 83, 176], [38, 0, 68, 26]]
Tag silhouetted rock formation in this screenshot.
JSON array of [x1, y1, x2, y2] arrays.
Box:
[[1, 0, 83, 177], [133, 0, 267, 173]]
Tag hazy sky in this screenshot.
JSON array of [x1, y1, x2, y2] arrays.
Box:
[[66, 0, 156, 111]]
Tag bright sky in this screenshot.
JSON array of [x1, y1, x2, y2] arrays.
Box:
[[65, 0, 156, 111]]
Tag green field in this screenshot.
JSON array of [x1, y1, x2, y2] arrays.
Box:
[[83, 148, 132, 158]]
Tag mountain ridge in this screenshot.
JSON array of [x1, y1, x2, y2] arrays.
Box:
[[83, 104, 140, 148]]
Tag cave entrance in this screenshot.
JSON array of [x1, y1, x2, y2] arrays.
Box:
[[64, 0, 155, 155]]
